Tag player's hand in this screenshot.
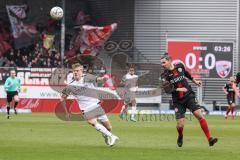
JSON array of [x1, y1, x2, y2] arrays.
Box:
[[103, 75, 109, 81], [177, 87, 188, 92], [194, 80, 202, 87]]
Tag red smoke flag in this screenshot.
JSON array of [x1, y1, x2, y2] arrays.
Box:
[[69, 23, 117, 56], [0, 32, 11, 57], [0, 41, 11, 57]]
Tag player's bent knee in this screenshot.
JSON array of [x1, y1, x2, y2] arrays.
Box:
[[176, 119, 185, 128], [87, 119, 97, 126], [106, 125, 112, 131], [193, 110, 204, 120]]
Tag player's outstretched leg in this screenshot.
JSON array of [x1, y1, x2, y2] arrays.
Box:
[[13, 95, 19, 115], [230, 105, 234, 120], [176, 118, 184, 147], [225, 105, 231, 119], [88, 118, 119, 146], [14, 102, 18, 115], [6, 103, 11, 119], [193, 109, 218, 146], [130, 105, 137, 122], [130, 100, 137, 122], [119, 104, 127, 120], [100, 117, 113, 145]]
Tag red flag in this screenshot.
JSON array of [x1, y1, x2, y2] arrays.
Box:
[[0, 40, 11, 57], [103, 74, 117, 90], [6, 5, 37, 49], [71, 23, 117, 56]]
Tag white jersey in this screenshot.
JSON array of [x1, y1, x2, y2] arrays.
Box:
[[64, 74, 100, 112], [122, 73, 138, 91]]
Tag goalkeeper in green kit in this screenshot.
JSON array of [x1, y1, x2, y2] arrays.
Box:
[[4, 69, 21, 119]]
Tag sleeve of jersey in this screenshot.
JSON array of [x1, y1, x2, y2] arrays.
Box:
[[4, 78, 10, 91], [223, 84, 227, 89], [180, 63, 193, 80], [122, 75, 126, 82], [62, 87, 71, 96]]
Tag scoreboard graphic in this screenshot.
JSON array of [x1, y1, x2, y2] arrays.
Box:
[[167, 40, 233, 78]]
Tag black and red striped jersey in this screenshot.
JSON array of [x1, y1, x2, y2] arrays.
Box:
[[224, 83, 235, 98], [161, 63, 194, 102]]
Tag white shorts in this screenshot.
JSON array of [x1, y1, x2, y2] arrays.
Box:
[[82, 106, 109, 122], [123, 90, 136, 104], [97, 114, 109, 123]]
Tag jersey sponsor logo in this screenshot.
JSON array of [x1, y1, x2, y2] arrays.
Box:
[[170, 75, 185, 84]]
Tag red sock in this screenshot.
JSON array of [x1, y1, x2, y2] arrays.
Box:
[[177, 127, 183, 138], [226, 106, 231, 117], [230, 107, 234, 115], [199, 118, 211, 141]]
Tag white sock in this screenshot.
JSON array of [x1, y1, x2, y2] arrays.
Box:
[[95, 123, 112, 137], [131, 105, 137, 118]]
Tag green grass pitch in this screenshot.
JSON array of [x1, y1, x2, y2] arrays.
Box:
[[0, 113, 239, 160]]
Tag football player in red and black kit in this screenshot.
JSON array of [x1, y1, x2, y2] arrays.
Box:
[[223, 76, 239, 120], [160, 55, 218, 147]]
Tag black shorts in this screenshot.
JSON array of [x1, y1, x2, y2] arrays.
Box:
[[173, 95, 201, 120], [6, 91, 18, 103], [227, 95, 235, 105]]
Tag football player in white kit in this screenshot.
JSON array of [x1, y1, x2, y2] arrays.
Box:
[[60, 63, 119, 146], [119, 66, 138, 122]]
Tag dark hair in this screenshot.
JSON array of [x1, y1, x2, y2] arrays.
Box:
[[9, 68, 16, 72], [128, 64, 135, 70], [160, 55, 172, 61]]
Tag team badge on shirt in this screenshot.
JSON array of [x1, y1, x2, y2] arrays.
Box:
[[178, 68, 183, 72]]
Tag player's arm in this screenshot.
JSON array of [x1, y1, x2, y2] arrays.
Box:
[[181, 63, 201, 86], [4, 78, 10, 91], [232, 83, 240, 96], [222, 84, 228, 95], [161, 72, 187, 93], [119, 80, 125, 87], [119, 76, 126, 87], [96, 75, 108, 83], [60, 88, 71, 120]]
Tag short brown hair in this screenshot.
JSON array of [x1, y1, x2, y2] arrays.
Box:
[[72, 63, 83, 69], [160, 55, 172, 61], [9, 68, 16, 73]]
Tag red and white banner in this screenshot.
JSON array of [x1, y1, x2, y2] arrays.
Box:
[[6, 5, 37, 49], [67, 23, 117, 57]]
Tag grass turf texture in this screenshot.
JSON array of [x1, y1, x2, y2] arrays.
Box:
[[0, 113, 239, 160]]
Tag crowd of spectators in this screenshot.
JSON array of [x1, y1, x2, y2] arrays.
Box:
[[0, 44, 64, 68]]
